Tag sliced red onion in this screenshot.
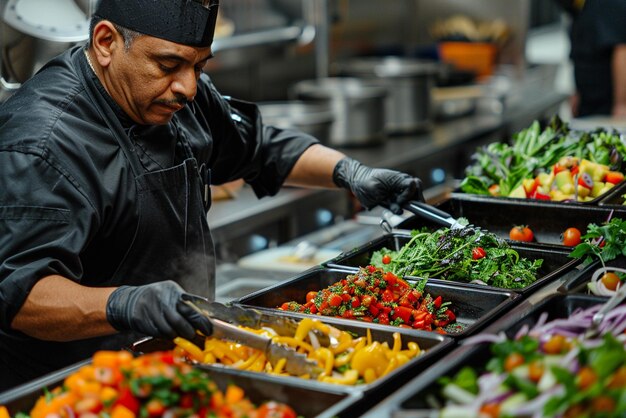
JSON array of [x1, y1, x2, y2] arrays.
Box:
[[589, 266, 626, 297], [514, 324, 530, 340], [505, 385, 565, 416]]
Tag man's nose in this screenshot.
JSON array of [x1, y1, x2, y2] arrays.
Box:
[[171, 68, 198, 101]]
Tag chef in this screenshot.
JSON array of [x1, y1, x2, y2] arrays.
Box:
[[0, 0, 423, 390]]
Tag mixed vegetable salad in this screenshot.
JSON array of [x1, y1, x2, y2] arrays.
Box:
[[278, 266, 460, 333], [370, 226, 542, 289], [461, 116, 626, 202], [432, 302, 626, 417], [0, 350, 297, 418], [174, 317, 424, 386]]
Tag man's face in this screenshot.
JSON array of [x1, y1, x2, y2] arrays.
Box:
[[105, 34, 213, 125]]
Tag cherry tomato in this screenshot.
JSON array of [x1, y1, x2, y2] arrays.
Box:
[[601, 272, 621, 291], [509, 225, 534, 242], [561, 227, 582, 247], [472, 247, 486, 260], [328, 294, 343, 307], [577, 366, 597, 390], [543, 334, 567, 354], [591, 396, 616, 413], [382, 254, 392, 264], [504, 352, 525, 372], [305, 291, 317, 304], [257, 401, 297, 418]]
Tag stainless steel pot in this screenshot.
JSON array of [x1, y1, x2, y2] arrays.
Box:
[[341, 57, 439, 134], [1, 0, 92, 101], [291, 77, 387, 147], [257, 101, 334, 145]]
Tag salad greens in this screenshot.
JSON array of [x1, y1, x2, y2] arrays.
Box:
[[438, 334, 626, 418], [569, 217, 626, 266], [461, 115, 626, 196], [370, 226, 542, 289]]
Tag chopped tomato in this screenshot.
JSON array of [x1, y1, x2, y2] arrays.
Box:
[[472, 247, 486, 260], [305, 291, 317, 304], [328, 294, 343, 307], [257, 401, 297, 418]]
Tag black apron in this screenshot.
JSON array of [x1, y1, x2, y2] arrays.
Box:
[[0, 52, 216, 390], [79, 52, 215, 298]]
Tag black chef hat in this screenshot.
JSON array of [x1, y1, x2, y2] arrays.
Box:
[[95, 0, 219, 47]]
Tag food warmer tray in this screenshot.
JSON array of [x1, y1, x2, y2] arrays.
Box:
[[359, 293, 609, 418], [324, 233, 580, 296], [236, 267, 520, 339], [392, 193, 617, 247], [0, 350, 360, 418], [131, 315, 454, 416], [558, 257, 626, 295]]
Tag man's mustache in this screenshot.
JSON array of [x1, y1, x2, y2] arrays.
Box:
[[155, 94, 190, 107]]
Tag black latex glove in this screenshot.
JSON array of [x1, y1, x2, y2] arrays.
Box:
[[333, 158, 424, 214], [106, 280, 212, 341]]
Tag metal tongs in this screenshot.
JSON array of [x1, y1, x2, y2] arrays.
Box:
[[584, 279, 626, 339], [181, 295, 322, 377]]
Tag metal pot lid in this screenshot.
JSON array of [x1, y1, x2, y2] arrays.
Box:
[[3, 0, 90, 42], [343, 57, 440, 78], [293, 77, 387, 100], [258, 101, 334, 125]]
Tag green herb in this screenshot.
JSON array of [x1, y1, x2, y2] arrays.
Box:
[[438, 366, 479, 394], [370, 227, 541, 289], [569, 217, 626, 265]]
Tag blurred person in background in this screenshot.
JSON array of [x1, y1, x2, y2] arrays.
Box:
[[555, 0, 626, 117]]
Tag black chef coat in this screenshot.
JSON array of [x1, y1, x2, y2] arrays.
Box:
[[569, 0, 626, 116], [0, 46, 318, 390]]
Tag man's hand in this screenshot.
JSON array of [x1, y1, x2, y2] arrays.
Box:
[[333, 158, 424, 214], [106, 281, 212, 340]]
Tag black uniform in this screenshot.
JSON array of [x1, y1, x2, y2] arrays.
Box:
[[569, 0, 626, 116], [0, 46, 317, 390]]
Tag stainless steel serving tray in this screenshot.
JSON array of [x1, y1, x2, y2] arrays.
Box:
[[0, 350, 360, 418], [236, 267, 520, 339], [131, 315, 453, 416], [394, 193, 616, 246], [359, 293, 609, 417], [325, 233, 579, 296]]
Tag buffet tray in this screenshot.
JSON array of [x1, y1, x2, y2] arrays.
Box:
[[0, 350, 360, 418], [360, 293, 609, 417], [394, 193, 616, 246], [558, 257, 626, 295], [236, 267, 520, 339], [131, 316, 453, 416], [325, 233, 579, 295]]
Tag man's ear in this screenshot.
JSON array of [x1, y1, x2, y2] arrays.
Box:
[[91, 21, 120, 68]]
